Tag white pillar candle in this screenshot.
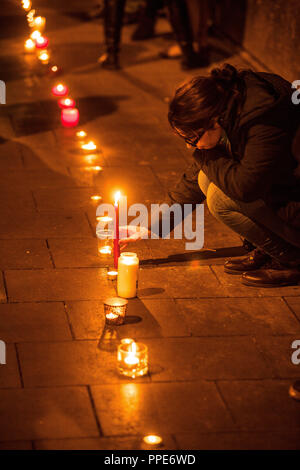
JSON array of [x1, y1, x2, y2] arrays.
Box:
[[117, 252, 139, 298]]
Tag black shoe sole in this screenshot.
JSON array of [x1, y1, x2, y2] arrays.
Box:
[[224, 267, 248, 275], [241, 278, 300, 288]]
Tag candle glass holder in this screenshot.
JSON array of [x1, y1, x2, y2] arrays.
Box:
[[117, 339, 148, 378], [96, 229, 113, 258], [104, 297, 128, 325]]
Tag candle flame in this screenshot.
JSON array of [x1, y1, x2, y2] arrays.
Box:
[[57, 84, 64, 92], [51, 66, 58, 72], [65, 99, 71, 105], [34, 16, 43, 25], [143, 435, 163, 445], [30, 30, 41, 40], [81, 141, 97, 151], [114, 191, 121, 206], [25, 39, 35, 50], [76, 130, 87, 138], [91, 195, 102, 201], [38, 51, 49, 62]]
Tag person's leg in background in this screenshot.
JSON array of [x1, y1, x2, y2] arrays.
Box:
[[98, 0, 126, 69], [131, 0, 164, 41], [198, 171, 300, 287], [164, 0, 210, 69]]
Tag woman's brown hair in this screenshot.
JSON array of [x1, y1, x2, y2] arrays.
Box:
[[168, 63, 241, 138]]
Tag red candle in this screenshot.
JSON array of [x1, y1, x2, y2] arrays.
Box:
[[61, 108, 79, 127], [114, 191, 121, 269], [58, 97, 75, 109], [52, 83, 69, 97], [35, 36, 49, 49]]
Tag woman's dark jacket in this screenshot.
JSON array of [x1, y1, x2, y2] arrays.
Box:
[[168, 70, 300, 228]]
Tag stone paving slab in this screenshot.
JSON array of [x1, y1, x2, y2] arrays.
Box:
[[0, 141, 23, 169], [175, 431, 300, 450], [254, 335, 300, 378], [212, 265, 300, 297], [33, 188, 106, 211], [0, 344, 21, 389], [147, 337, 272, 382], [0, 302, 71, 343], [34, 435, 177, 450], [137, 265, 226, 299], [0, 387, 99, 441], [65, 298, 190, 341], [5, 268, 115, 302], [17, 340, 150, 387], [47, 238, 153, 268], [0, 169, 81, 190], [284, 296, 300, 321], [0, 441, 33, 450], [175, 297, 300, 336], [0, 188, 35, 212], [218, 379, 300, 431], [0, 209, 93, 239], [91, 382, 235, 436], [0, 239, 52, 269]]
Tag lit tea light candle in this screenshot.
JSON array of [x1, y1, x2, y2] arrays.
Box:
[[104, 297, 128, 325], [99, 246, 112, 255], [76, 130, 87, 140], [91, 195, 102, 201], [117, 252, 139, 298], [61, 108, 79, 128], [30, 30, 41, 41], [81, 141, 97, 152], [143, 435, 163, 446], [35, 36, 49, 49], [33, 16, 46, 31], [118, 340, 148, 378], [24, 38, 35, 53], [58, 97, 75, 109], [38, 50, 50, 64], [107, 270, 118, 281], [52, 83, 69, 97], [22, 0, 32, 11], [48, 65, 62, 77]]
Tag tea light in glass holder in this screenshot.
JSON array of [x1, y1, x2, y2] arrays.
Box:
[[35, 35, 49, 49], [49, 65, 62, 77], [96, 228, 113, 257], [30, 30, 41, 41], [52, 83, 69, 97], [61, 108, 79, 128], [22, 0, 32, 11], [81, 140, 98, 153], [107, 270, 118, 281], [24, 38, 35, 53], [33, 16, 46, 31], [38, 50, 50, 65], [117, 339, 148, 378], [58, 97, 75, 109], [104, 297, 128, 325]]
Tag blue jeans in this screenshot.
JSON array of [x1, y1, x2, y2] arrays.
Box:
[[198, 171, 300, 254]]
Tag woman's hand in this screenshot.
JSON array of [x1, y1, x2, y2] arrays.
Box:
[[119, 225, 150, 250]]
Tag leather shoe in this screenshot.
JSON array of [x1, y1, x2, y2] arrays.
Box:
[[224, 249, 270, 275], [241, 261, 300, 287]]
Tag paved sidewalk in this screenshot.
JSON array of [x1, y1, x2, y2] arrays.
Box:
[[0, 0, 300, 450]]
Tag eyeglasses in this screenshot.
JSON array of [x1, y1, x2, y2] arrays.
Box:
[[183, 128, 206, 147]]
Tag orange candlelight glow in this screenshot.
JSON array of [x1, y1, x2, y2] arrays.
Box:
[[30, 30, 41, 40], [114, 191, 121, 206], [76, 130, 87, 139], [38, 50, 49, 64], [91, 195, 102, 201], [24, 38, 35, 52], [143, 435, 163, 445], [81, 141, 97, 151]]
